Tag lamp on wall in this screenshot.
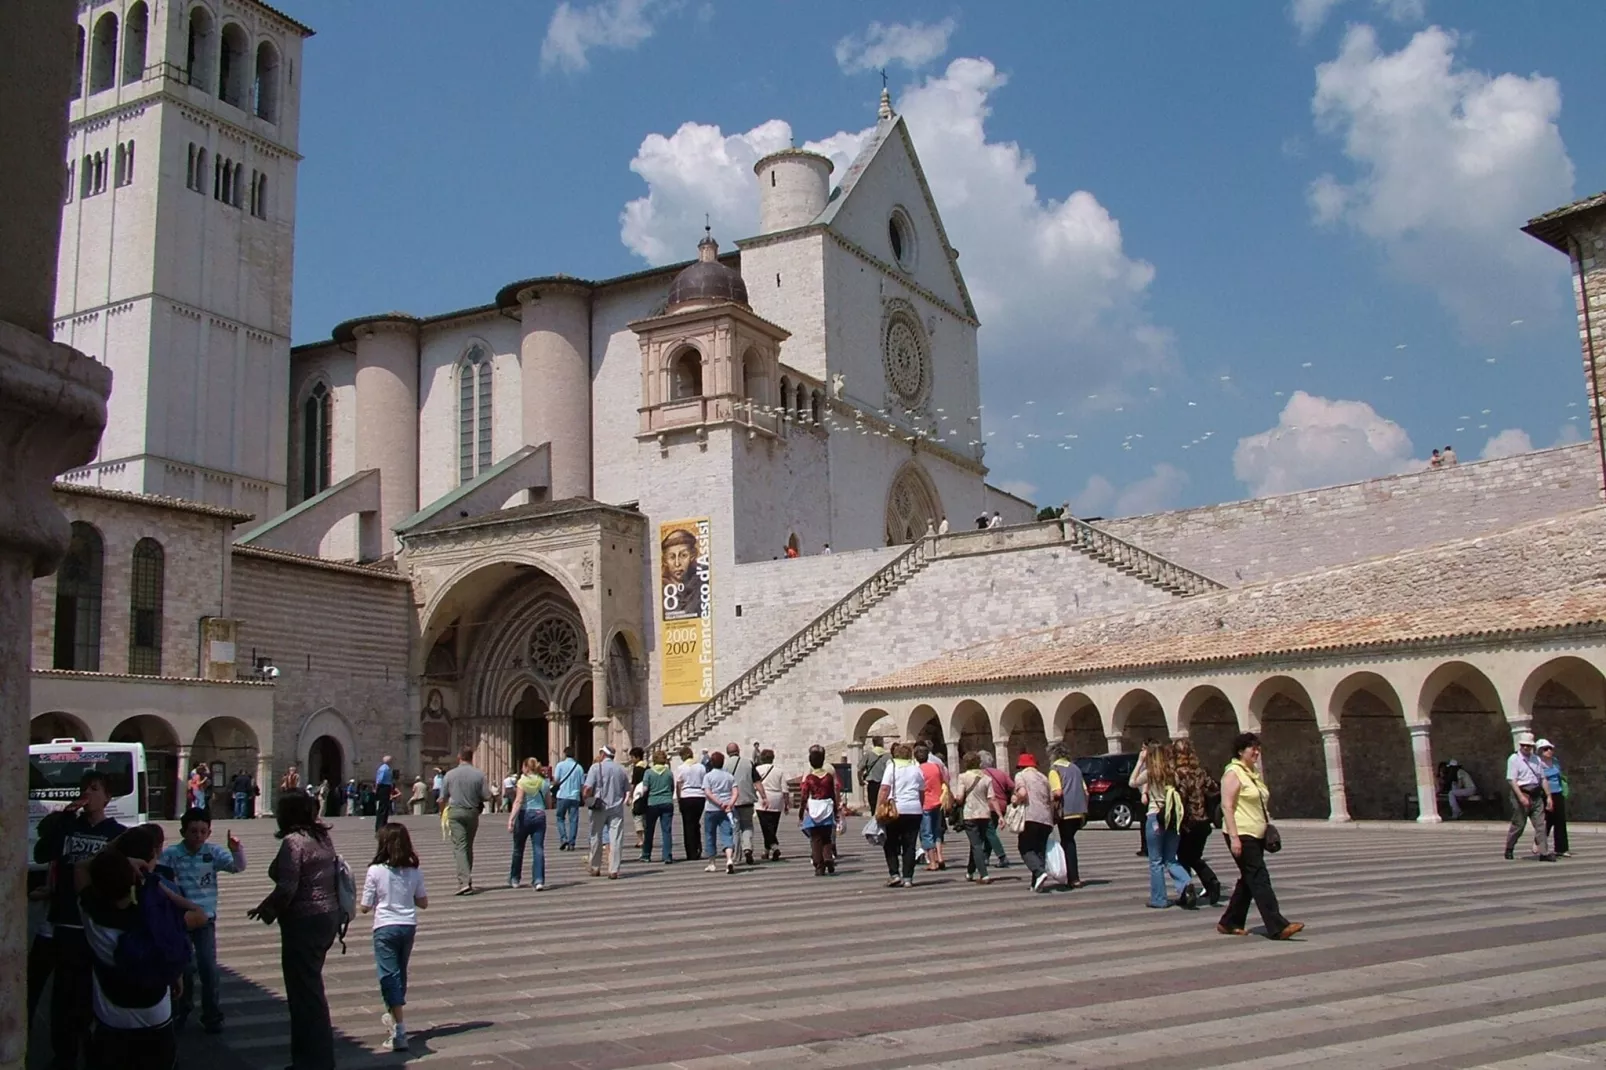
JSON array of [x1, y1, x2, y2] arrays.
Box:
[[251, 651, 280, 680]]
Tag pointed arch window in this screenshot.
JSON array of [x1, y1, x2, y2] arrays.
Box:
[[301, 381, 331, 499], [53, 522, 104, 671], [128, 538, 165, 675], [458, 345, 492, 484]]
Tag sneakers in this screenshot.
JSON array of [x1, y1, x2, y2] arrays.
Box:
[[726, 860, 736, 875], [744, 850, 755, 866], [1271, 922, 1305, 940], [1032, 872, 1049, 893], [508, 879, 522, 888], [533, 883, 544, 891], [704, 863, 718, 872], [382, 1013, 406, 1051], [901, 877, 914, 888]]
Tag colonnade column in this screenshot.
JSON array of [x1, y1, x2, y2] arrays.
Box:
[[1408, 723, 1441, 824], [548, 705, 571, 763], [256, 753, 275, 817], [175, 745, 192, 814], [993, 739, 1010, 771], [1105, 734, 1124, 755], [590, 660, 612, 749], [1506, 717, 1535, 750], [846, 742, 864, 795], [1320, 726, 1351, 822]]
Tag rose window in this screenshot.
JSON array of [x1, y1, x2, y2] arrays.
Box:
[[883, 314, 929, 405], [529, 617, 580, 678]]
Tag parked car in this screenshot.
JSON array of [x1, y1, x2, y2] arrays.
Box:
[[1075, 752, 1143, 830]]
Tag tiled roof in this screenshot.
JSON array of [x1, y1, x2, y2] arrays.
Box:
[[231, 544, 410, 582], [1523, 190, 1606, 252], [847, 585, 1606, 694], [55, 482, 254, 522]]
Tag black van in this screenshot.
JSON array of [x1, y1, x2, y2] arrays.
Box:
[[1074, 752, 1144, 830]]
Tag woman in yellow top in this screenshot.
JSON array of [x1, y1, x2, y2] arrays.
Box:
[[1218, 732, 1302, 939], [506, 758, 550, 890]]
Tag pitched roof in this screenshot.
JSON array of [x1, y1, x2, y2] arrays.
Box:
[[848, 585, 1606, 694], [54, 482, 254, 523], [231, 544, 410, 582], [1523, 190, 1606, 252]]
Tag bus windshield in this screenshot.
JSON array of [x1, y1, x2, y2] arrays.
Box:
[[29, 750, 135, 801]]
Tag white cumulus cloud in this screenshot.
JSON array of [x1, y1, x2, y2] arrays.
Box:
[[1308, 25, 1574, 331], [1480, 428, 1533, 459], [541, 0, 663, 74], [1291, 0, 1426, 40], [1072, 464, 1189, 518], [618, 56, 1168, 422], [1233, 391, 1422, 496], [835, 18, 956, 73]]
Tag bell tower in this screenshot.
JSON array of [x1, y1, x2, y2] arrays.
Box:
[[52, 0, 313, 519]]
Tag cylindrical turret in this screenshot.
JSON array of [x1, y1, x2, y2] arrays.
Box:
[[518, 283, 592, 501], [753, 149, 833, 235], [349, 315, 419, 557]]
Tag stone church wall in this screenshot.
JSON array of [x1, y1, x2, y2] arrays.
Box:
[[1097, 444, 1601, 584], [231, 549, 413, 783], [677, 542, 1176, 761]]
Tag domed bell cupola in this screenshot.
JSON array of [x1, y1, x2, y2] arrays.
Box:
[[665, 229, 748, 312]]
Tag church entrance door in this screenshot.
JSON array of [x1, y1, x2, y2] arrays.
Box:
[[512, 686, 548, 767]]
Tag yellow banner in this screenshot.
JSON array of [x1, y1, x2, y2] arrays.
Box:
[[660, 517, 713, 705]]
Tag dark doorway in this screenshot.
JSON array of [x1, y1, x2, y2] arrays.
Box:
[[570, 682, 594, 762], [308, 735, 343, 815], [512, 687, 548, 766]]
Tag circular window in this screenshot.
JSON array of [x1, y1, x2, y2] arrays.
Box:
[[528, 617, 580, 678], [887, 208, 916, 271], [882, 307, 930, 406]]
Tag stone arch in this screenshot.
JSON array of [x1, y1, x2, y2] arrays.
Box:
[[511, 684, 550, 768], [1112, 688, 1168, 751], [950, 699, 994, 761], [1329, 671, 1405, 820], [297, 706, 357, 796], [905, 703, 942, 753], [253, 38, 280, 121], [999, 698, 1047, 768], [884, 460, 942, 546], [740, 346, 766, 404], [851, 706, 897, 744], [54, 520, 105, 672], [31, 711, 92, 744], [89, 11, 118, 94], [1179, 684, 1239, 776], [122, 2, 148, 86], [191, 716, 259, 810], [414, 557, 592, 680], [218, 20, 249, 107], [112, 714, 180, 818], [1052, 692, 1104, 757], [1524, 656, 1606, 821], [1419, 661, 1508, 819], [778, 376, 791, 415], [186, 5, 216, 91], [669, 345, 703, 400]]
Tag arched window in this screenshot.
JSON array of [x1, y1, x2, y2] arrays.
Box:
[[187, 6, 215, 90], [89, 12, 118, 94], [73, 26, 85, 99], [253, 173, 268, 218], [222, 159, 233, 204], [80, 154, 93, 199], [457, 345, 492, 484], [122, 3, 148, 86], [212, 153, 221, 198], [254, 40, 281, 122], [740, 348, 764, 403], [128, 538, 164, 675], [670, 349, 703, 401], [231, 160, 243, 207], [778, 376, 791, 415], [114, 143, 126, 187], [218, 22, 249, 106], [53, 522, 104, 671], [186, 144, 197, 190], [301, 382, 331, 499]]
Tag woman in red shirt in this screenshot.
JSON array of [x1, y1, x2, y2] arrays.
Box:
[[915, 743, 948, 871], [798, 746, 842, 876]]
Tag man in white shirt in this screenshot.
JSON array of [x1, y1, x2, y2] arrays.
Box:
[[1503, 733, 1554, 861]]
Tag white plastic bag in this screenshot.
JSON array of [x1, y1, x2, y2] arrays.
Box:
[[862, 815, 886, 846], [1043, 841, 1069, 887]]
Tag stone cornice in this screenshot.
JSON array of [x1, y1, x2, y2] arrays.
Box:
[[52, 293, 289, 343], [70, 84, 304, 161], [828, 231, 978, 327], [627, 300, 791, 342]]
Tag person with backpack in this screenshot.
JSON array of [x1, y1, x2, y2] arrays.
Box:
[[248, 791, 343, 1070], [361, 824, 428, 1053], [159, 808, 246, 1032], [859, 736, 891, 811], [1171, 740, 1223, 907], [79, 840, 208, 1068]]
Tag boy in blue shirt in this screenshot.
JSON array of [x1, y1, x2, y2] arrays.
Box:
[[159, 808, 245, 1033]]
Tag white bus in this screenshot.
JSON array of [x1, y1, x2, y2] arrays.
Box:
[[27, 739, 149, 857]]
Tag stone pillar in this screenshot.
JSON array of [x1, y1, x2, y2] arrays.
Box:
[[590, 660, 611, 746], [175, 745, 192, 813], [256, 753, 275, 817], [846, 742, 863, 795], [993, 739, 1010, 771], [1319, 727, 1351, 822], [351, 317, 419, 558], [1507, 718, 1534, 749], [1105, 733, 1124, 754], [1407, 723, 1440, 824], [548, 705, 570, 761]]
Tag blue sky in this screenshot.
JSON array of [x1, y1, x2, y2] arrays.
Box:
[[290, 1, 1606, 515]]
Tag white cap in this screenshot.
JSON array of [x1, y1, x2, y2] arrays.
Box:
[[1516, 731, 1536, 746], [1535, 738, 1554, 750]]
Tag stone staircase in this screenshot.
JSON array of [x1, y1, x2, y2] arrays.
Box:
[[650, 518, 1222, 754]]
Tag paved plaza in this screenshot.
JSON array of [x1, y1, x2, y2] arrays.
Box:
[[114, 813, 1602, 1070]]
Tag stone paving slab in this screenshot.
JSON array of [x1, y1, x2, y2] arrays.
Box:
[[27, 813, 1598, 1068]]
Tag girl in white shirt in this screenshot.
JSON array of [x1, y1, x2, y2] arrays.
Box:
[[360, 825, 428, 1052]]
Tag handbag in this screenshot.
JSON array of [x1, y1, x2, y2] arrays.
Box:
[[1256, 776, 1281, 853], [1001, 802, 1027, 834], [874, 764, 901, 824]]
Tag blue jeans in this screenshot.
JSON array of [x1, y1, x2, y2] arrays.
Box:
[[178, 918, 220, 1025], [920, 809, 944, 850], [555, 798, 581, 846], [232, 792, 248, 819], [510, 808, 547, 885], [703, 808, 733, 857], [1145, 812, 1194, 906], [641, 803, 673, 861], [372, 924, 416, 1009]]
